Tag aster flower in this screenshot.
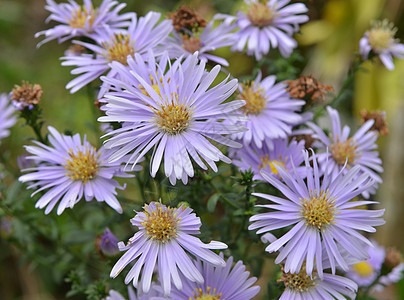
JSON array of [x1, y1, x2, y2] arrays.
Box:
[[10, 81, 43, 111], [279, 266, 357, 300], [232, 137, 306, 181], [232, 72, 304, 149], [99, 51, 247, 185], [110, 202, 227, 296], [165, 12, 236, 66], [97, 228, 120, 256], [35, 0, 135, 47], [249, 151, 385, 277], [0, 93, 17, 142], [168, 253, 260, 300], [373, 247, 404, 292], [345, 239, 385, 287], [308, 106, 383, 198], [61, 12, 172, 96], [359, 19, 404, 70], [19, 126, 135, 215], [226, 0, 309, 60]]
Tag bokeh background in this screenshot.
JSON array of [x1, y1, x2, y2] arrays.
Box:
[[1, 0, 404, 299]]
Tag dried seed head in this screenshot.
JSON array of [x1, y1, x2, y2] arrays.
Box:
[[168, 5, 207, 34], [360, 110, 389, 136], [10, 81, 43, 110], [286, 76, 334, 103]]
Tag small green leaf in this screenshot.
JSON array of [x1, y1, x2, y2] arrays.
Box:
[[207, 194, 219, 213]]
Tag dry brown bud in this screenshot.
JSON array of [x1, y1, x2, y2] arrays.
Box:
[[286, 75, 333, 103], [168, 5, 207, 34], [293, 134, 316, 149], [384, 247, 402, 269], [360, 110, 389, 135], [10, 80, 42, 110]]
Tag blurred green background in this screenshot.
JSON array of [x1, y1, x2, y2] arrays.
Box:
[[1, 0, 404, 299]]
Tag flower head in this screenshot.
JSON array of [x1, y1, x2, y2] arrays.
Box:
[[10, 81, 43, 111], [286, 75, 334, 103], [232, 72, 304, 149], [35, 0, 135, 47], [110, 202, 227, 296], [97, 228, 120, 256], [359, 19, 404, 70], [360, 109, 389, 136], [279, 266, 357, 300], [61, 12, 172, 96], [227, 0, 309, 59], [232, 138, 306, 181], [249, 151, 385, 277], [165, 11, 236, 66], [168, 254, 260, 300], [345, 240, 385, 287], [308, 106, 383, 198], [19, 126, 134, 215], [0, 93, 17, 142], [99, 51, 246, 185]]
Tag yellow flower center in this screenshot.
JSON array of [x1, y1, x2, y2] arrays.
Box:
[[103, 34, 134, 65], [154, 98, 193, 135], [182, 36, 202, 53], [301, 190, 337, 230], [368, 19, 397, 51], [190, 287, 222, 300], [69, 5, 97, 29], [239, 82, 267, 115], [247, 1, 275, 27], [352, 261, 374, 277], [259, 154, 286, 175], [141, 204, 179, 243], [280, 267, 316, 292], [330, 138, 357, 166], [64, 148, 99, 184]]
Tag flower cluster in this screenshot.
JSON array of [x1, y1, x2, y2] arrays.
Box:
[[4, 0, 403, 299]]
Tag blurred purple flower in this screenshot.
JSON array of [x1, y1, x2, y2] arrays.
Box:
[[359, 19, 404, 70], [99, 228, 120, 256], [231, 72, 304, 149], [308, 106, 383, 198], [35, 0, 135, 47], [226, 0, 309, 59], [232, 137, 306, 181], [61, 12, 172, 96], [0, 93, 17, 143]]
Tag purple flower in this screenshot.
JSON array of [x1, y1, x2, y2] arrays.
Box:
[[99, 228, 120, 256], [345, 239, 385, 287], [0, 93, 17, 142], [308, 106, 383, 198], [359, 19, 404, 70], [19, 126, 135, 215], [99, 51, 247, 185], [279, 266, 357, 300], [168, 254, 260, 300], [226, 0, 308, 59], [232, 72, 304, 149], [164, 14, 236, 66], [61, 12, 172, 96], [35, 0, 134, 47], [110, 202, 227, 296], [232, 137, 306, 181], [375, 262, 404, 291], [249, 151, 385, 277]]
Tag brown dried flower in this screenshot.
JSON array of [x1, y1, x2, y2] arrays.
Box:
[[168, 5, 207, 34], [384, 247, 402, 269], [10, 81, 43, 110], [360, 110, 389, 135], [286, 75, 334, 103], [293, 134, 316, 150]]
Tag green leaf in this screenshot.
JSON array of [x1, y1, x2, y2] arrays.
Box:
[[207, 194, 219, 213]]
